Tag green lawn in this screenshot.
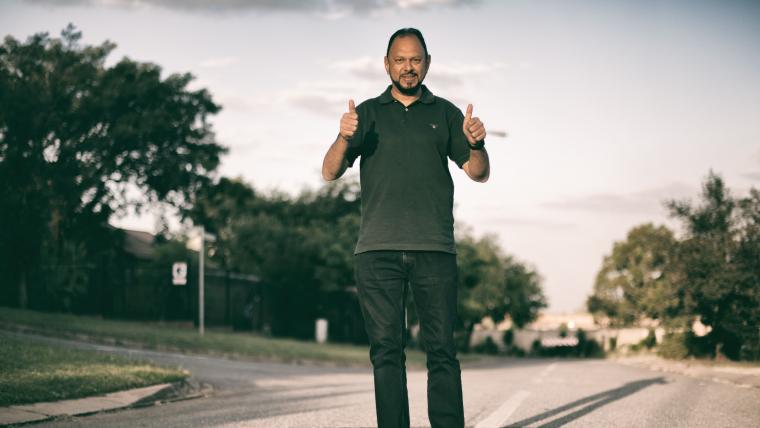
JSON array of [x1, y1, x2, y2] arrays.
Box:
[[0, 307, 484, 368], [0, 335, 188, 406]]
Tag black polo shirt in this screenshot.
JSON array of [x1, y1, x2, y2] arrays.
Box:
[[346, 85, 471, 254]]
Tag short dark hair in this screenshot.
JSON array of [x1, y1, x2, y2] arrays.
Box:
[[386, 28, 429, 58]]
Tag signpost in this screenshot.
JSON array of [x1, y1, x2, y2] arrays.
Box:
[[199, 226, 205, 336], [172, 262, 187, 286], [198, 225, 216, 336]]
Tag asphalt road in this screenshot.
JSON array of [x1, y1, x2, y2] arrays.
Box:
[[6, 331, 759, 427]]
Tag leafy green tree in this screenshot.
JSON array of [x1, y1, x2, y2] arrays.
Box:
[[457, 233, 506, 337], [586, 223, 678, 326], [735, 189, 760, 359], [456, 231, 546, 350], [0, 25, 226, 309], [191, 178, 361, 338], [502, 258, 547, 328], [667, 171, 760, 359]]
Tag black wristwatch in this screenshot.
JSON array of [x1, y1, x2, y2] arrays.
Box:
[[468, 139, 485, 150]]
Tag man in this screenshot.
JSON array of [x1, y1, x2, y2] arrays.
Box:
[[321, 28, 490, 428]]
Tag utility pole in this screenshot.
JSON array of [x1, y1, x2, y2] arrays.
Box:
[[199, 225, 205, 336]]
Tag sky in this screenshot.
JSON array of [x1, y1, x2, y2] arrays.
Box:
[[2, 0, 759, 313]]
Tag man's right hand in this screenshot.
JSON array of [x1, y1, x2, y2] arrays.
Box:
[[339, 99, 359, 140]]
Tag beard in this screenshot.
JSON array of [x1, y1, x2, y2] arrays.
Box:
[[391, 72, 424, 96]]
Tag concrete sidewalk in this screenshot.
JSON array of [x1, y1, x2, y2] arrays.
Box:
[[0, 382, 184, 426]]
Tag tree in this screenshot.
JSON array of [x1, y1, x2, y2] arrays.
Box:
[[666, 171, 760, 359], [456, 231, 546, 350], [735, 189, 760, 359], [502, 258, 547, 328], [0, 25, 226, 309], [189, 178, 361, 339], [587, 224, 678, 326]]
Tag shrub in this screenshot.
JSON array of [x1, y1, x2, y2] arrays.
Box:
[[658, 332, 690, 359], [642, 329, 657, 349], [473, 336, 499, 355], [502, 329, 514, 347], [580, 339, 605, 358], [531, 338, 542, 356]]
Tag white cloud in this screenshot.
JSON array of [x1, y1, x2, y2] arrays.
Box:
[[281, 56, 503, 117], [395, 0, 474, 8], [279, 78, 378, 117], [480, 216, 576, 230], [542, 182, 695, 215], [428, 62, 505, 88], [25, 0, 480, 15], [330, 56, 386, 81], [329, 56, 505, 90], [284, 92, 344, 117]]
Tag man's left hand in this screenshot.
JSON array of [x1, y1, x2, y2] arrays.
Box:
[[463, 104, 486, 145]]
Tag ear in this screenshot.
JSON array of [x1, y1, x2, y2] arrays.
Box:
[[425, 54, 431, 71], [384, 56, 390, 74]]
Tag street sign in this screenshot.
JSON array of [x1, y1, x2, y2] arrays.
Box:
[[172, 262, 187, 286]]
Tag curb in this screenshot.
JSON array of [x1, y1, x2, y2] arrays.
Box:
[[611, 355, 760, 390], [0, 380, 211, 427]]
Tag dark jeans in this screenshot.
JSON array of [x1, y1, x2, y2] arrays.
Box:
[[355, 250, 464, 428]]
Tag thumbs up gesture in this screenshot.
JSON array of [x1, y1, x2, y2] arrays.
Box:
[[463, 104, 486, 145], [339, 99, 359, 141]]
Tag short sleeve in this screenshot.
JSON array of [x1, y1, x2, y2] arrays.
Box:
[[447, 105, 471, 168], [346, 139, 361, 167], [345, 102, 367, 168]]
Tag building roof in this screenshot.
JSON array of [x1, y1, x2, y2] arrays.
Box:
[[122, 229, 155, 260]]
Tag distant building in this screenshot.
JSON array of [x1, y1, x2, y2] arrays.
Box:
[[469, 311, 684, 353]]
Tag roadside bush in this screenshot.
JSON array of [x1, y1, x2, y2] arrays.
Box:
[[502, 329, 514, 347], [658, 330, 727, 360], [631, 329, 657, 352], [473, 336, 499, 354], [531, 339, 542, 356], [576, 329, 605, 358], [558, 322, 568, 338], [579, 339, 605, 358], [642, 329, 657, 349], [740, 342, 760, 361], [686, 332, 715, 358], [658, 332, 690, 359], [454, 331, 470, 353]]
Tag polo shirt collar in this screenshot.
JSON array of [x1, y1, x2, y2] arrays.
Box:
[[378, 85, 436, 105]]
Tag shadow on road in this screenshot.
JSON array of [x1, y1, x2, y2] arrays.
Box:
[[504, 377, 668, 427]]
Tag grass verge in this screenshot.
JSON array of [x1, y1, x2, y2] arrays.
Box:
[[0, 307, 485, 368], [0, 335, 188, 407]]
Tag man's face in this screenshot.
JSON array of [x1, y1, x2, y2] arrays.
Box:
[[385, 35, 430, 96]]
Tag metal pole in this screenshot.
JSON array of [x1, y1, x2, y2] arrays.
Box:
[[199, 225, 205, 336]]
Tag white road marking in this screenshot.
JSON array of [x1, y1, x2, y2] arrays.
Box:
[[474, 390, 531, 428], [532, 362, 558, 384]]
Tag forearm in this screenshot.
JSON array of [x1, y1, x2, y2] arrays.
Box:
[[466, 148, 490, 182], [322, 135, 350, 181]]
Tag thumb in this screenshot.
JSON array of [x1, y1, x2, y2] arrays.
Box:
[[465, 104, 473, 122], [348, 99, 356, 113]]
